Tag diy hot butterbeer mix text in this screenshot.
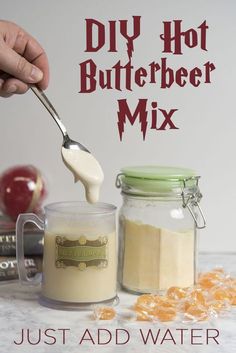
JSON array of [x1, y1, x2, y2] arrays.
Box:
[[78, 16, 215, 140]]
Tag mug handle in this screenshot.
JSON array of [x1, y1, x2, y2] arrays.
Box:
[[16, 213, 44, 285]]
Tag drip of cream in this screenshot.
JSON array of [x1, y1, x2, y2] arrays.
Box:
[[61, 147, 104, 203]]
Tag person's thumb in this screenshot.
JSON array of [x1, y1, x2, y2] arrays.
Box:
[[0, 43, 43, 83]]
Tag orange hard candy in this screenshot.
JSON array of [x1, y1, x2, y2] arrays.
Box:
[[94, 307, 116, 320], [136, 311, 152, 321], [136, 294, 156, 307], [181, 300, 195, 312], [159, 299, 177, 309], [134, 303, 152, 315], [207, 300, 229, 313], [152, 307, 177, 322], [212, 288, 232, 302], [189, 288, 206, 304], [132, 269, 235, 323], [212, 267, 225, 275], [134, 304, 152, 321], [198, 271, 223, 289], [198, 277, 217, 289], [224, 277, 236, 287], [167, 286, 188, 300], [228, 288, 236, 305], [155, 296, 177, 308], [185, 305, 209, 321], [204, 271, 223, 280]]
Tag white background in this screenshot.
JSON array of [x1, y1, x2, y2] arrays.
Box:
[[0, 0, 235, 252]]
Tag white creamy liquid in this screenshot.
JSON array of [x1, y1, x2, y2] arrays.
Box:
[[61, 148, 104, 203]]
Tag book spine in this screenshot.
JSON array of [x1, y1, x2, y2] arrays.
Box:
[[0, 233, 43, 256], [0, 256, 42, 282]]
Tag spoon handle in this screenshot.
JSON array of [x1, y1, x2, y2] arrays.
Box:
[[31, 85, 68, 138]]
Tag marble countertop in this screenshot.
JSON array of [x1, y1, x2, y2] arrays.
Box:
[[0, 252, 235, 353]]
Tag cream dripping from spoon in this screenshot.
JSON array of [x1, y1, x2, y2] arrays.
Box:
[[61, 147, 104, 203], [30, 87, 104, 203]]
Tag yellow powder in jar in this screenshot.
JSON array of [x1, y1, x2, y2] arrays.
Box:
[[122, 219, 195, 292]]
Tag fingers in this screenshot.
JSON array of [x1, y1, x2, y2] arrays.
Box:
[[0, 41, 43, 85], [31, 52, 49, 90], [0, 72, 29, 97], [0, 77, 11, 97], [14, 29, 49, 90], [0, 21, 50, 96], [2, 78, 29, 95]]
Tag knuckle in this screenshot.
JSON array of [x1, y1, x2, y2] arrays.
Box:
[[15, 29, 27, 46], [16, 56, 29, 77]]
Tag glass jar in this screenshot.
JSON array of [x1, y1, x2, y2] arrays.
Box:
[[116, 166, 206, 294]]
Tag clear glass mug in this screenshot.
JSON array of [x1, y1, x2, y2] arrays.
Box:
[[16, 201, 118, 310]]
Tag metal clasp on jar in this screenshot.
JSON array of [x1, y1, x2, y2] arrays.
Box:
[[181, 176, 206, 229], [115, 173, 124, 188]]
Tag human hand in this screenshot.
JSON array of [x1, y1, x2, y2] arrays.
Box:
[[0, 20, 49, 97]]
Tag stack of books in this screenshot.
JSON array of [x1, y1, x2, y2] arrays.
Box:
[[0, 214, 43, 282]]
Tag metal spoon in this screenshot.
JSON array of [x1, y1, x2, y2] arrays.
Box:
[[31, 85, 90, 152]]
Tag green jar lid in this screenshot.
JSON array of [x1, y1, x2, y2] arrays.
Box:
[[121, 165, 196, 180], [118, 166, 198, 195]]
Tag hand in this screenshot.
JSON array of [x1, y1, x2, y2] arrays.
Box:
[[0, 20, 49, 97]]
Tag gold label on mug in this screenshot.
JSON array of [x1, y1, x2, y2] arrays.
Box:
[[55, 235, 108, 270]]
